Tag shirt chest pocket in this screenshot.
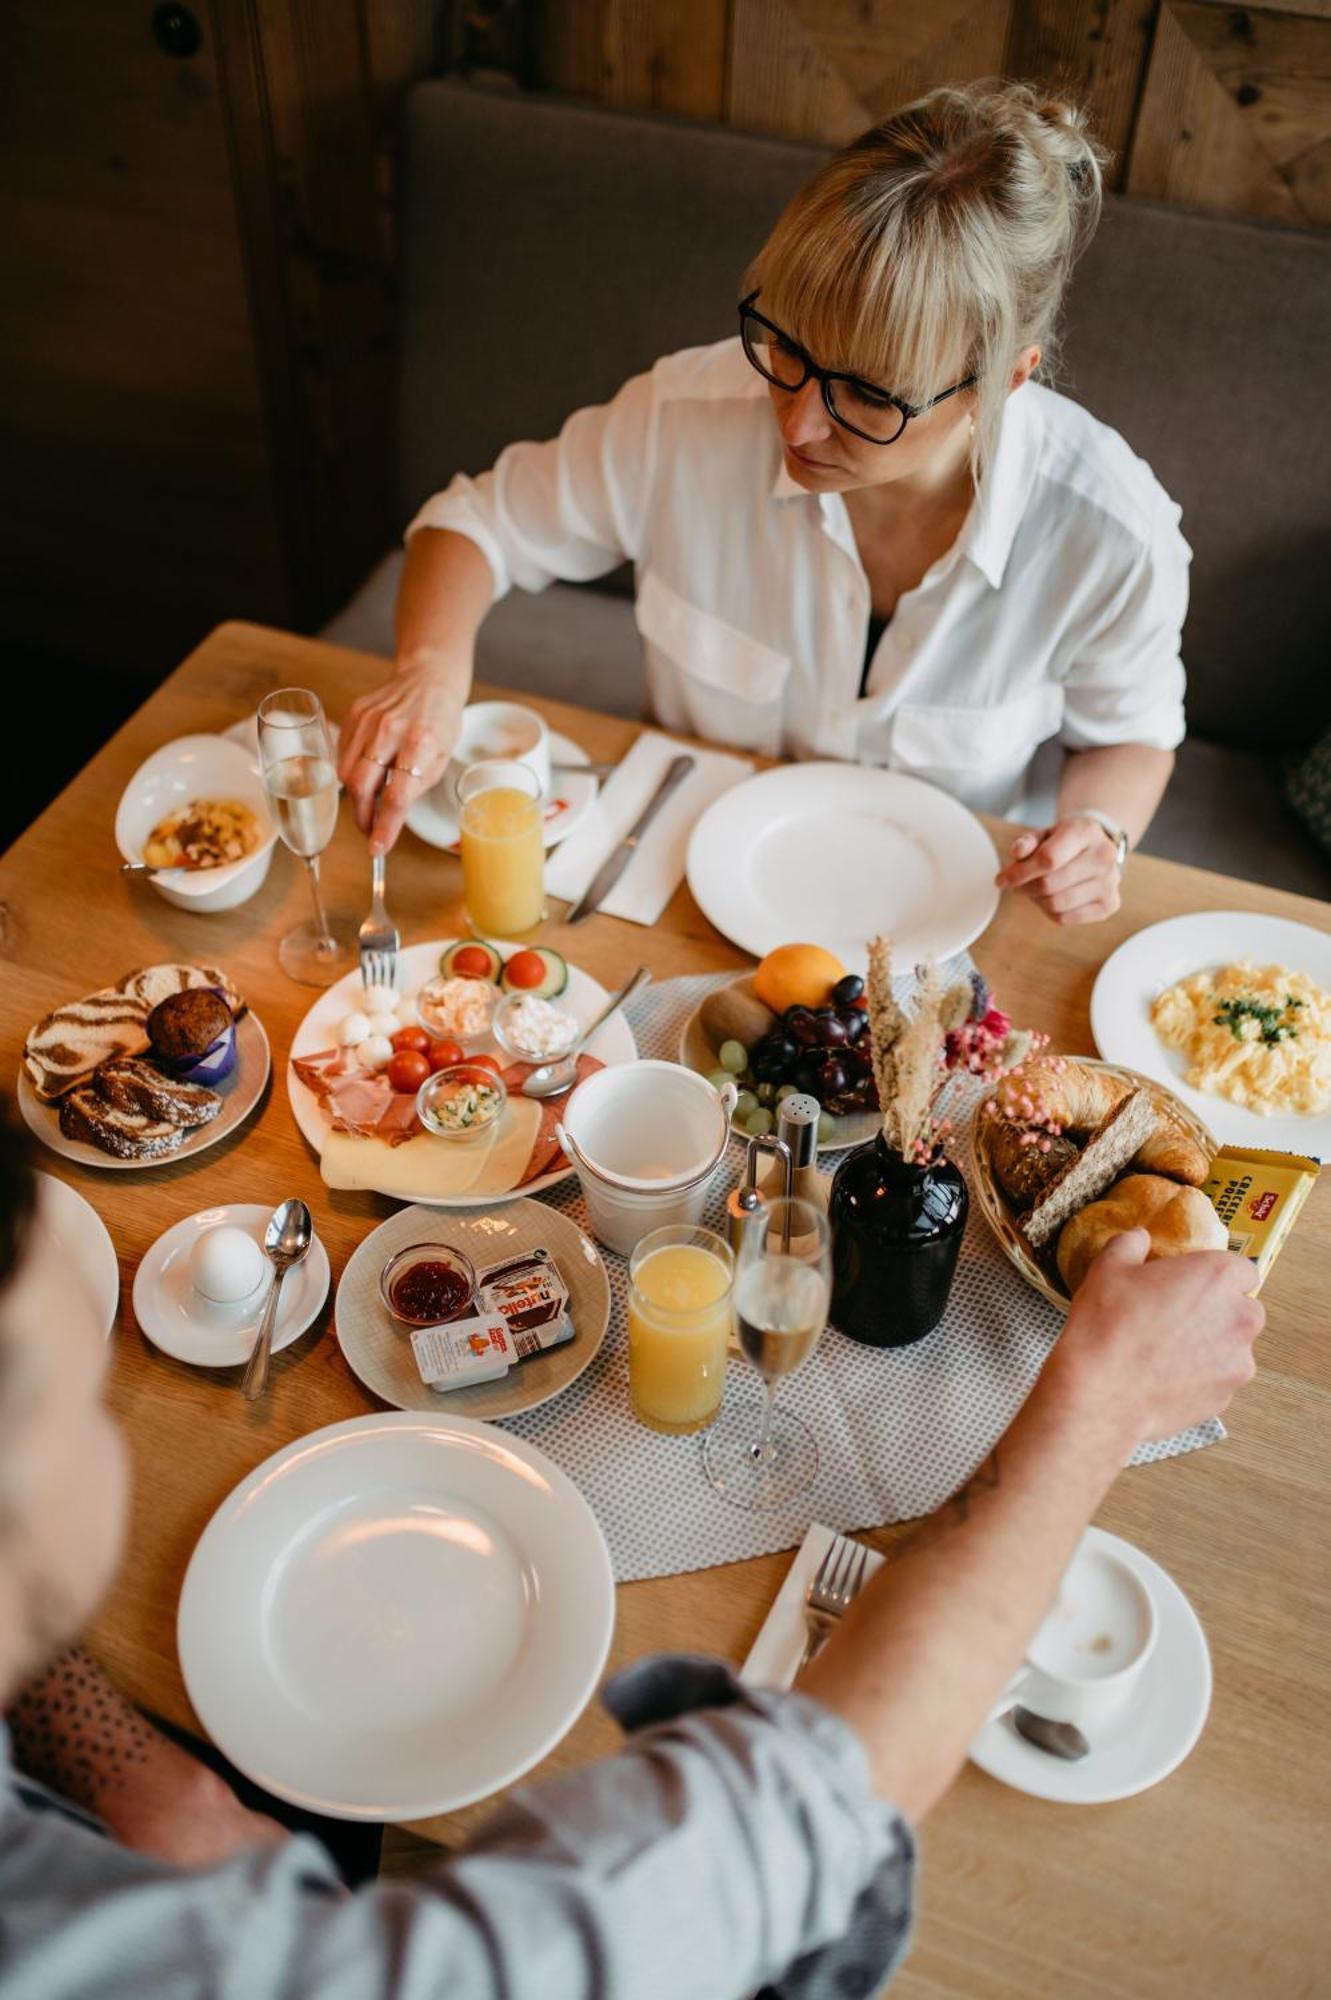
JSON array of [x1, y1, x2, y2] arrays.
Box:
[[635, 569, 792, 757], [890, 684, 1065, 776]]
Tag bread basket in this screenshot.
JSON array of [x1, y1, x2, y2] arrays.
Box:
[[970, 1057, 1218, 1314]]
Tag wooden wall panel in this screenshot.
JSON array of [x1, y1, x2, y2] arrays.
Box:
[[541, 0, 728, 118], [1004, 0, 1161, 174]]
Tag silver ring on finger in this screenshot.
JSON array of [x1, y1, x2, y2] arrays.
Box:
[[390, 763, 426, 780], [357, 753, 389, 767]]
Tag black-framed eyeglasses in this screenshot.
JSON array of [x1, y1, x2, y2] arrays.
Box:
[[739, 291, 976, 446]]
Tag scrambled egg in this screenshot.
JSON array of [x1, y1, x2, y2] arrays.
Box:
[[1152, 960, 1331, 1116]]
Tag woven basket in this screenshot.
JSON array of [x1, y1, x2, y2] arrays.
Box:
[[970, 1058, 1218, 1315]]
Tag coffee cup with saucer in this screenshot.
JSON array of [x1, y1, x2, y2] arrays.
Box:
[[990, 1536, 1157, 1737]]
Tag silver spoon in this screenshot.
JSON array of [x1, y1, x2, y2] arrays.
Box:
[[1012, 1706, 1090, 1761], [522, 966, 652, 1098], [241, 1199, 313, 1402]]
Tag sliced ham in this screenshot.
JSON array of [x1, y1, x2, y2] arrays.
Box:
[[291, 1046, 361, 1094], [327, 1073, 394, 1136], [510, 1055, 605, 1186], [374, 1092, 424, 1145]]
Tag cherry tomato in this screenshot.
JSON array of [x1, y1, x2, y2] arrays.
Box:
[[452, 945, 495, 978], [391, 1025, 430, 1055], [426, 1037, 465, 1073], [463, 1053, 503, 1079], [386, 1050, 430, 1094], [504, 949, 547, 989]]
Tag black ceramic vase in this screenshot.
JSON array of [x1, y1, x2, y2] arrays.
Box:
[[829, 1134, 968, 1348]]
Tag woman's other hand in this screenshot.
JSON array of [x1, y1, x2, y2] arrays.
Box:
[[338, 657, 466, 855], [995, 816, 1122, 924]]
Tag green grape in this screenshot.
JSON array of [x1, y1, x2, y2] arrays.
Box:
[[744, 1107, 774, 1137], [719, 1040, 748, 1075], [776, 1082, 798, 1102], [816, 1113, 837, 1146], [707, 1069, 732, 1093], [735, 1089, 760, 1118], [756, 1081, 776, 1106]]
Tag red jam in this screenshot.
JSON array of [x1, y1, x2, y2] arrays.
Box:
[[390, 1259, 472, 1325]]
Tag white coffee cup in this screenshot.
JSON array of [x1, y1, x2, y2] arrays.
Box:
[[992, 1539, 1157, 1736], [445, 701, 550, 804], [557, 1061, 737, 1258]]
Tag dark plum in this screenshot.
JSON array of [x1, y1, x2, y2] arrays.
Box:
[[839, 1009, 868, 1042], [817, 1054, 848, 1098], [832, 974, 865, 1007]]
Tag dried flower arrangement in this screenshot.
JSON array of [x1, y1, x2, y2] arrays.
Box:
[[867, 938, 1045, 1164]]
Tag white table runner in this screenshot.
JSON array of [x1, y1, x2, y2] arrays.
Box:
[[496, 973, 1223, 1583]]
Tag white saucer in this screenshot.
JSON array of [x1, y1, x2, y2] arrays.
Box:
[[406, 731, 598, 851], [133, 1203, 331, 1367], [969, 1527, 1212, 1804], [34, 1172, 120, 1342]]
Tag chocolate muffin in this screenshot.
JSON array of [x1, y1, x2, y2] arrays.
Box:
[[147, 987, 232, 1061], [989, 1121, 1079, 1209]]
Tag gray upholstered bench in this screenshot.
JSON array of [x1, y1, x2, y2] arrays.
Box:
[[325, 80, 1331, 899]]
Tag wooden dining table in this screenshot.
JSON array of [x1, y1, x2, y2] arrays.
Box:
[[2, 619, 1327, 1999]]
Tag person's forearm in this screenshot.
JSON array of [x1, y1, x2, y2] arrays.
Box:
[[1058, 742, 1174, 847], [394, 526, 495, 690], [800, 1350, 1131, 1823]]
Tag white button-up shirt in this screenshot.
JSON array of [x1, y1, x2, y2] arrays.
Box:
[[410, 338, 1189, 820]]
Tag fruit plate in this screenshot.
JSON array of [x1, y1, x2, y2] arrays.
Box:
[[971, 1058, 1218, 1316], [287, 939, 637, 1207], [679, 974, 878, 1154]]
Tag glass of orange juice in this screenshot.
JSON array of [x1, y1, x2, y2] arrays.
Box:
[[457, 760, 545, 938], [627, 1226, 734, 1435]]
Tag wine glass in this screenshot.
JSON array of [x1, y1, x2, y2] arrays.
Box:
[[703, 1197, 831, 1508], [256, 689, 356, 986]]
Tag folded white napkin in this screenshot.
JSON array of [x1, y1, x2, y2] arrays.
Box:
[[741, 1523, 885, 1690], [546, 730, 753, 924]]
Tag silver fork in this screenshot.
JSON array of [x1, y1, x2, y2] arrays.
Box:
[[799, 1535, 870, 1670], [358, 851, 399, 993]]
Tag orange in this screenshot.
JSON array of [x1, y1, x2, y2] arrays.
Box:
[[753, 943, 847, 1015]]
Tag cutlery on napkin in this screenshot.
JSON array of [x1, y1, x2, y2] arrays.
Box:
[[546, 730, 753, 926], [742, 1523, 885, 1690]]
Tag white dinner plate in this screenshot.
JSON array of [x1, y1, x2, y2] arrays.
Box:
[[133, 1204, 330, 1367], [18, 1010, 271, 1173], [406, 731, 598, 852], [34, 1172, 120, 1341], [336, 1200, 610, 1418], [178, 1411, 615, 1819], [686, 763, 999, 969], [969, 1528, 1212, 1805], [287, 939, 637, 1207], [1090, 911, 1331, 1159]]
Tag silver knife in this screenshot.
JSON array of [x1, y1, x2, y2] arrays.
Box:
[[564, 754, 696, 924]]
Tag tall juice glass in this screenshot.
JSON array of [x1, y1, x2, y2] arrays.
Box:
[[627, 1226, 734, 1434], [457, 759, 545, 939]]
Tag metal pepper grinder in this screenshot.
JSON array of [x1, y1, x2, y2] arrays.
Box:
[[759, 1094, 826, 1217], [727, 1133, 792, 1259]]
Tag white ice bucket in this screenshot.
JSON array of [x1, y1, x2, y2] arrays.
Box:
[[557, 1060, 737, 1258]]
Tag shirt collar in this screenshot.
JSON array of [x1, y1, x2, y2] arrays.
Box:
[[960, 381, 1042, 588]]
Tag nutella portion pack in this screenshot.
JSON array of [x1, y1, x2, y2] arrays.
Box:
[[477, 1247, 574, 1360]]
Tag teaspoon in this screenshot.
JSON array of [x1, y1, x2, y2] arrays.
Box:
[[1012, 1706, 1090, 1761], [522, 966, 652, 1098], [241, 1199, 313, 1402]]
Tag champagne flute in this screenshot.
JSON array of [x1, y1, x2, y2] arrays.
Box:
[[256, 689, 355, 986], [703, 1197, 830, 1508]]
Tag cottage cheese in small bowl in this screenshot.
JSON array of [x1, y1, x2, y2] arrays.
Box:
[[493, 992, 580, 1064], [415, 977, 500, 1042]]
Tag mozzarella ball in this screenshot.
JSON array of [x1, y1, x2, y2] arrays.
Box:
[[365, 1009, 400, 1039], [358, 1034, 394, 1070], [338, 1010, 371, 1048], [361, 984, 400, 1013]]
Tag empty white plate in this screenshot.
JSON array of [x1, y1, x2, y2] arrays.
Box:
[[178, 1412, 615, 1819], [406, 731, 599, 851], [1091, 911, 1331, 1158], [686, 763, 999, 969], [34, 1172, 120, 1341], [133, 1203, 330, 1366]]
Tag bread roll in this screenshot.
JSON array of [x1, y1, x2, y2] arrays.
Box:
[[1010, 1057, 1211, 1184], [1056, 1175, 1228, 1293], [988, 1120, 1078, 1208]]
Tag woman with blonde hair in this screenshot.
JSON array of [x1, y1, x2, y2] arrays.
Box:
[[341, 81, 1187, 925]]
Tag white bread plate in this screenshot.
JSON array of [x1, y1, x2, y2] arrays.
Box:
[[116, 734, 277, 912], [971, 1057, 1218, 1315]]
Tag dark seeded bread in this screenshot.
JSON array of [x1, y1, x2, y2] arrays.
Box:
[[1023, 1090, 1159, 1250], [59, 1085, 186, 1161], [95, 1058, 222, 1127]]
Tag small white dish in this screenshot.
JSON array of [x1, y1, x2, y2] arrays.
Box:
[[34, 1171, 120, 1341], [969, 1528, 1211, 1805], [1091, 911, 1331, 1159], [115, 734, 278, 912], [177, 1411, 615, 1819], [133, 1203, 330, 1366], [406, 729, 598, 852], [686, 763, 999, 969]]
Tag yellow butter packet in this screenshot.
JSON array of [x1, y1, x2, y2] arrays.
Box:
[[1203, 1147, 1319, 1289]]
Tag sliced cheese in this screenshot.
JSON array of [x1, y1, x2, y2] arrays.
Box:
[[318, 1097, 543, 1200], [467, 1097, 543, 1195]]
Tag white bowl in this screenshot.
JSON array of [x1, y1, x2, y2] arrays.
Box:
[[116, 734, 278, 912]]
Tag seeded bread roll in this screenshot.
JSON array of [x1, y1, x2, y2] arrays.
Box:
[[988, 1121, 1079, 1208], [1023, 1090, 1159, 1250]]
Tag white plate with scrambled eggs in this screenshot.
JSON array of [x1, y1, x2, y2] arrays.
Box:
[[1091, 912, 1331, 1159]]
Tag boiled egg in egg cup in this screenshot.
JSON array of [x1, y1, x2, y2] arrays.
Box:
[[132, 1204, 331, 1367]]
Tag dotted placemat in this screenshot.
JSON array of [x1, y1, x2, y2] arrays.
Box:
[[479, 969, 1224, 1583]]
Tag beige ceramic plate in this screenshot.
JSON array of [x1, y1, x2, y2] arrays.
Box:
[[335, 1199, 610, 1418], [678, 973, 878, 1154], [971, 1057, 1218, 1314], [17, 1010, 271, 1172]]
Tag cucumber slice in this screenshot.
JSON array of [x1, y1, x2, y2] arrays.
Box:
[[439, 940, 503, 982], [500, 947, 568, 999]]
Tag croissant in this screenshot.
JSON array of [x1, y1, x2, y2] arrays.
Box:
[[1009, 1058, 1211, 1186], [1056, 1174, 1228, 1292]]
